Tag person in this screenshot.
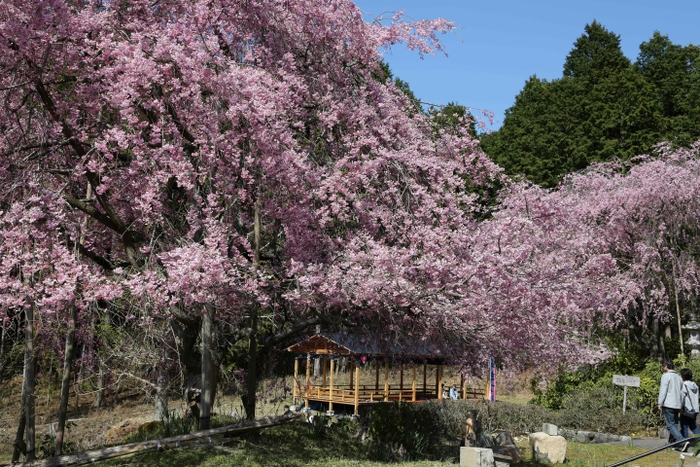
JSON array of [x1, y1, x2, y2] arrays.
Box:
[[680, 368, 700, 438], [658, 360, 684, 445], [449, 385, 459, 400]]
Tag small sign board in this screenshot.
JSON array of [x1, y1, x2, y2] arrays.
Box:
[[613, 375, 640, 387]]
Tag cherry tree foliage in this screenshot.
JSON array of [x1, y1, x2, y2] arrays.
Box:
[[0, 0, 630, 422], [552, 142, 700, 352]]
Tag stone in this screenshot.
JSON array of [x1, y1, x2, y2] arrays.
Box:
[[493, 452, 512, 467], [542, 423, 558, 436], [460, 447, 495, 467], [529, 432, 567, 464], [573, 431, 593, 444], [558, 428, 575, 440], [493, 431, 522, 463]]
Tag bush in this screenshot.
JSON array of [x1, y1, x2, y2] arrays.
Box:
[[361, 399, 562, 461], [361, 396, 649, 461], [362, 402, 440, 460]]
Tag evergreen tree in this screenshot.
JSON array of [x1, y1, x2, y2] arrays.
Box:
[[563, 20, 630, 83], [481, 76, 588, 188], [482, 22, 665, 187], [636, 32, 700, 146]]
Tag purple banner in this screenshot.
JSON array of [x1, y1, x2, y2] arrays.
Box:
[[488, 357, 496, 401]]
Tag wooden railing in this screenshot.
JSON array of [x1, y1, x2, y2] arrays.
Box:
[[302, 384, 484, 404]]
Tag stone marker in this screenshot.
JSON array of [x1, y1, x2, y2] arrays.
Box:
[[529, 432, 567, 464], [494, 431, 522, 463], [542, 423, 558, 436], [460, 447, 495, 467]]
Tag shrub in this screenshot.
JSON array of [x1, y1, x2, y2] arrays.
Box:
[[361, 396, 648, 461], [362, 402, 441, 460]]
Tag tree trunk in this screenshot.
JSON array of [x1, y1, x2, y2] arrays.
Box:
[[93, 363, 105, 408], [672, 261, 685, 356], [112, 379, 121, 407], [74, 343, 85, 410], [12, 382, 27, 462], [24, 305, 36, 461], [244, 196, 262, 421], [154, 369, 168, 422], [199, 309, 213, 430], [651, 319, 666, 361], [245, 310, 258, 421], [55, 306, 77, 456]]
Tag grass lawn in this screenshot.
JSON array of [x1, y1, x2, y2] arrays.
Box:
[[94, 421, 688, 467]]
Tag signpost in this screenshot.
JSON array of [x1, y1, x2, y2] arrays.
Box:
[[613, 375, 640, 413]]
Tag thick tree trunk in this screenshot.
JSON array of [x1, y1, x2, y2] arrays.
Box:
[[154, 370, 168, 422], [650, 320, 666, 361], [56, 306, 77, 456], [24, 306, 36, 462], [199, 309, 213, 430]]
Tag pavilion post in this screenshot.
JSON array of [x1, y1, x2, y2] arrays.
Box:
[[354, 361, 360, 415], [322, 356, 327, 388], [293, 358, 299, 403], [460, 374, 466, 400], [423, 363, 427, 396], [375, 361, 380, 392], [384, 360, 389, 402], [411, 365, 416, 402], [305, 354, 311, 409], [349, 359, 354, 389], [399, 363, 404, 401], [329, 358, 335, 412], [436, 364, 443, 400]]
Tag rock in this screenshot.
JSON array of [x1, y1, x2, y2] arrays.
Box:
[[529, 432, 567, 464], [493, 445, 520, 464], [460, 447, 495, 467], [493, 431, 522, 463], [558, 428, 575, 440], [593, 432, 618, 443], [573, 431, 594, 444], [542, 423, 558, 436]]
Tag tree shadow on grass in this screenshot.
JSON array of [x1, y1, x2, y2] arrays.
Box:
[[101, 420, 374, 467]]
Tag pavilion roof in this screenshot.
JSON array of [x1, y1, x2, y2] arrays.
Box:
[[286, 333, 449, 361]]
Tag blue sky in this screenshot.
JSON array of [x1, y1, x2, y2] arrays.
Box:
[[353, 0, 700, 129]]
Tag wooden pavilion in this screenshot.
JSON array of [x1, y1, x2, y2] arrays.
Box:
[[286, 333, 484, 415]]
